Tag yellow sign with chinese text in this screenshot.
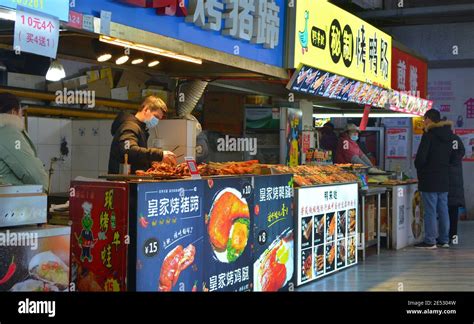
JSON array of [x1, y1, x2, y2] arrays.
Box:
[[291, 0, 392, 88], [413, 117, 425, 135]]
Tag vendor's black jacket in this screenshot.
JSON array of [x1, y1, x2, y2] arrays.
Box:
[[448, 133, 465, 206], [415, 121, 453, 192], [108, 112, 163, 174]]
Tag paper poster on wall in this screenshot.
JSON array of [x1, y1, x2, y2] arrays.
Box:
[[454, 129, 474, 161], [386, 128, 408, 159]]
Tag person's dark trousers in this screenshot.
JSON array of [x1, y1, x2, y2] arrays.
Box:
[[448, 205, 459, 240]]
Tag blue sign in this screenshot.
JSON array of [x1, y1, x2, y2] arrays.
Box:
[[252, 174, 294, 292], [135, 180, 204, 292], [203, 176, 254, 292], [14, 6, 59, 59], [0, 0, 70, 21], [70, 0, 285, 67]]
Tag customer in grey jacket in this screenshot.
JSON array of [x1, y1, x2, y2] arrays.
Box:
[[0, 93, 48, 191]]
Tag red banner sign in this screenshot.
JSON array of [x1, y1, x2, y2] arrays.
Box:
[[392, 47, 428, 98]]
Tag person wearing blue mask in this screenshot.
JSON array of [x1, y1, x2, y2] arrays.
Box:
[[335, 123, 373, 167], [108, 95, 176, 174]]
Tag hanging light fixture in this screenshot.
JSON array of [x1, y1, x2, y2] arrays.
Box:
[[116, 55, 130, 65], [131, 58, 144, 65], [46, 59, 66, 82], [148, 60, 160, 67]]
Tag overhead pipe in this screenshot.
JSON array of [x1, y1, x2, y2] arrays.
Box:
[[25, 106, 118, 119], [0, 86, 140, 111]]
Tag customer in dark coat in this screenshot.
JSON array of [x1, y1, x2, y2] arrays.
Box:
[[414, 109, 453, 249], [448, 130, 465, 242], [108, 96, 176, 174]]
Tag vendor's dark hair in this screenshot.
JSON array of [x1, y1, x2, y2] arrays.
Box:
[[0, 93, 20, 114], [424, 109, 441, 123]]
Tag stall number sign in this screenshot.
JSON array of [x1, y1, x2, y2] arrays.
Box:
[[14, 6, 59, 58], [121, 0, 281, 49], [291, 0, 391, 88], [0, 0, 70, 21]]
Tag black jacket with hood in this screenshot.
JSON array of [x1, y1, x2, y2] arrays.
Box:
[[448, 133, 465, 206], [415, 121, 453, 192], [108, 112, 163, 174]]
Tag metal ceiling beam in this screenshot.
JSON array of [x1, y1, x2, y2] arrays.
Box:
[[357, 4, 474, 19]]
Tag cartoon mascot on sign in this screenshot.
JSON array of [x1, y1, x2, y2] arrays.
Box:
[[75, 202, 97, 262]]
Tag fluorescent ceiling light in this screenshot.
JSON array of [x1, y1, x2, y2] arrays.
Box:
[[97, 54, 112, 62], [148, 60, 160, 67], [313, 113, 417, 118], [46, 60, 66, 82], [116, 55, 129, 65], [132, 58, 144, 65], [100, 35, 203, 65]]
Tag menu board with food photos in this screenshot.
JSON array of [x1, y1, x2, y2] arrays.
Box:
[[288, 64, 433, 116], [295, 183, 358, 286], [287, 65, 391, 108]]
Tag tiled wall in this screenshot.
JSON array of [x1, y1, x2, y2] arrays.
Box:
[[27, 117, 113, 193]]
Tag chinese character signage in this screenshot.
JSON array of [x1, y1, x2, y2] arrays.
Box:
[[14, 6, 60, 58], [289, 0, 392, 89], [136, 181, 204, 292], [71, 0, 285, 67], [70, 181, 129, 291], [0, 0, 70, 21], [392, 47, 427, 98], [389, 90, 433, 116], [184, 0, 280, 49], [252, 174, 294, 291], [296, 183, 358, 286], [203, 177, 254, 292]]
